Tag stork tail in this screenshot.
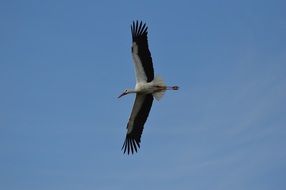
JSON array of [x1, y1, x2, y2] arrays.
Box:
[[152, 76, 166, 101]]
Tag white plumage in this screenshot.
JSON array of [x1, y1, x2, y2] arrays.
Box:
[[118, 21, 179, 154]]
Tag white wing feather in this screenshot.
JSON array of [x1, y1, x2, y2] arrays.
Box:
[[132, 42, 147, 83], [127, 94, 145, 134]]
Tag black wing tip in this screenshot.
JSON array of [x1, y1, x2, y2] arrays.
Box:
[[131, 20, 148, 40], [121, 136, 141, 155]]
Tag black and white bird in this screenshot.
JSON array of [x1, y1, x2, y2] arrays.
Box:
[[118, 21, 179, 154]]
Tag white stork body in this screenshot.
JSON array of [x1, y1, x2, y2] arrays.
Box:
[[119, 21, 179, 154]]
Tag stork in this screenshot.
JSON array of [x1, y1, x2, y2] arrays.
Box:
[[118, 21, 179, 155]]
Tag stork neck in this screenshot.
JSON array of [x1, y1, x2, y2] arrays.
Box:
[[127, 89, 137, 94]]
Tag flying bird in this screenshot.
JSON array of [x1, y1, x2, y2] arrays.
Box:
[[118, 21, 179, 154]]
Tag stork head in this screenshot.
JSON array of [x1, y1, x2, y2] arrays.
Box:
[[118, 89, 134, 98]]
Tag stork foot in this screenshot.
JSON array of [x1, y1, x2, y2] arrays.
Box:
[[172, 86, 179, 90]]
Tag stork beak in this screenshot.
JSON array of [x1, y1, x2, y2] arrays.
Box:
[[118, 92, 126, 98]]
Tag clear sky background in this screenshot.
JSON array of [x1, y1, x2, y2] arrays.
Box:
[[1, 0, 286, 189]]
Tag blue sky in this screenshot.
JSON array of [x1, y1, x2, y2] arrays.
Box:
[[1, 0, 286, 189]]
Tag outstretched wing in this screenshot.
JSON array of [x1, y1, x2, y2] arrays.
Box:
[[131, 21, 154, 83], [122, 94, 154, 154]]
